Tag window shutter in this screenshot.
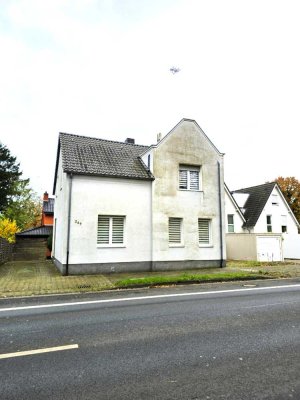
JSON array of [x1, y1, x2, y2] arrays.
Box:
[[179, 170, 188, 189], [198, 219, 210, 244], [190, 171, 199, 190], [169, 218, 182, 243], [97, 216, 110, 244], [112, 217, 124, 244]]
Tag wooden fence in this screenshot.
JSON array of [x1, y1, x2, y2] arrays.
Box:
[[0, 237, 14, 264]]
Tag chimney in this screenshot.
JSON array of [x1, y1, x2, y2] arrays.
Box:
[[125, 138, 135, 144], [43, 191, 49, 201], [157, 132, 162, 143]]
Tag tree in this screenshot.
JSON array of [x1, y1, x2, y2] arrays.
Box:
[[0, 142, 42, 231], [275, 176, 300, 224], [0, 143, 22, 212], [3, 180, 42, 231]]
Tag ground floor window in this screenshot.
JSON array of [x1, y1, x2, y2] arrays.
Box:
[[227, 214, 234, 232], [198, 218, 211, 245], [169, 217, 182, 245], [97, 215, 125, 245]]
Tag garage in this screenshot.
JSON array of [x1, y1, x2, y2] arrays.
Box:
[[256, 236, 283, 262], [226, 233, 283, 262]]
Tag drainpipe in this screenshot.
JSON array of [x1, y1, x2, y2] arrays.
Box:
[[65, 173, 73, 276], [217, 162, 224, 268]]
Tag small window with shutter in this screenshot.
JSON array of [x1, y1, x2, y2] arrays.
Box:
[[97, 215, 125, 246], [169, 218, 182, 245], [179, 165, 201, 191], [198, 218, 211, 245]]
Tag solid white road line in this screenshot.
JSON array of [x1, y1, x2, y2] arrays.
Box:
[[0, 344, 79, 360], [0, 284, 299, 313]]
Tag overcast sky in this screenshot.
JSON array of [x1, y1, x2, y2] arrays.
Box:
[[1, 0, 299, 197]]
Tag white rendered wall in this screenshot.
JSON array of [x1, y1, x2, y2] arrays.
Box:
[[52, 153, 70, 264], [68, 176, 152, 264], [151, 119, 226, 262], [224, 189, 244, 233]]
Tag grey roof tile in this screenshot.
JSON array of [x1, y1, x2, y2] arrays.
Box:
[[59, 133, 153, 180], [16, 226, 53, 237], [233, 182, 276, 228], [43, 198, 54, 214]]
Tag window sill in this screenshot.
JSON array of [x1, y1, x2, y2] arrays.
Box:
[[169, 244, 185, 248], [97, 244, 126, 248], [199, 244, 213, 248], [179, 189, 203, 192]]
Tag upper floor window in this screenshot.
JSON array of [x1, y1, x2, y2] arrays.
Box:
[[97, 215, 125, 246], [271, 194, 279, 206], [266, 215, 272, 232], [227, 214, 234, 233], [281, 215, 287, 233], [179, 165, 200, 191]]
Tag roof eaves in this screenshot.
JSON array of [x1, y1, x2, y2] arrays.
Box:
[[62, 170, 154, 181], [52, 137, 61, 195], [224, 183, 246, 222], [137, 156, 155, 180]]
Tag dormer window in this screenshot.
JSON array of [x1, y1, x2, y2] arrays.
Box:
[[179, 165, 201, 191]]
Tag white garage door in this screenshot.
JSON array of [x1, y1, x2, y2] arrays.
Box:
[[256, 236, 283, 262]]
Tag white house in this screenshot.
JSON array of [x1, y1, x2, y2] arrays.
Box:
[[52, 119, 226, 275], [225, 182, 300, 261]]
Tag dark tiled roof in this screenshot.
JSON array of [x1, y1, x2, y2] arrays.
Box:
[[16, 226, 53, 237], [233, 182, 276, 228], [43, 198, 54, 214], [59, 132, 153, 180]]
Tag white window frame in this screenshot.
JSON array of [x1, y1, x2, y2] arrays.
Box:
[[271, 194, 279, 206], [227, 214, 234, 233], [168, 217, 184, 247], [179, 165, 201, 191], [97, 215, 126, 247], [266, 215, 272, 233], [281, 215, 288, 233], [198, 218, 212, 247]]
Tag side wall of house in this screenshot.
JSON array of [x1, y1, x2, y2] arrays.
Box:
[[224, 190, 244, 233], [64, 176, 152, 274], [52, 153, 70, 271], [151, 120, 226, 270]]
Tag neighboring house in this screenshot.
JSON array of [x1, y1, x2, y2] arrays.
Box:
[[225, 182, 300, 261], [52, 118, 226, 275], [41, 192, 54, 226], [14, 192, 54, 260], [224, 183, 246, 234]]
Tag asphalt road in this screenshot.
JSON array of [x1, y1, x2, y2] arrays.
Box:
[[0, 279, 299, 400]]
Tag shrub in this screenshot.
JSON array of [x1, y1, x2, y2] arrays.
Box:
[[0, 217, 19, 243], [47, 235, 52, 251]]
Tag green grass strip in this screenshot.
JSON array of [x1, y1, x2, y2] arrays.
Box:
[[115, 271, 274, 288]]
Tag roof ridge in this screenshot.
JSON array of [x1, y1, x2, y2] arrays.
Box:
[[233, 182, 276, 192], [59, 132, 150, 149]]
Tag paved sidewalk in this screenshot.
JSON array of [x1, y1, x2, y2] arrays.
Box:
[[0, 260, 114, 297], [0, 259, 299, 298]]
